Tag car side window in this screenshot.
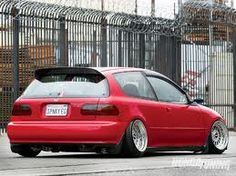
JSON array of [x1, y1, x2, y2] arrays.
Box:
[[147, 77, 187, 104], [114, 72, 156, 100]]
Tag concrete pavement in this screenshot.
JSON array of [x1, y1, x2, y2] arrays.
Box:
[[0, 132, 236, 176]]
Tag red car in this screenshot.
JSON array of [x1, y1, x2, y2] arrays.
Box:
[[7, 67, 229, 157]]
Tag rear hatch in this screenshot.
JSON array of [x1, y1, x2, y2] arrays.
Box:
[[12, 67, 110, 121]]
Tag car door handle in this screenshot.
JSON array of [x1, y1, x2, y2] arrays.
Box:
[[166, 107, 171, 112]]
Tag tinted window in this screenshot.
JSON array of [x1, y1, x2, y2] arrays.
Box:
[[22, 74, 109, 98], [114, 72, 156, 100], [147, 77, 187, 104]]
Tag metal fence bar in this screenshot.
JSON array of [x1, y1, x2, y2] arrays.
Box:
[[101, 17, 107, 67], [233, 28, 236, 129], [118, 30, 122, 67], [59, 15, 67, 66], [139, 33, 145, 68], [12, 6, 19, 101]]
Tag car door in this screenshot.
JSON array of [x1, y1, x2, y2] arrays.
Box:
[[147, 76, 206, 147], [113, 71, 172, 147]]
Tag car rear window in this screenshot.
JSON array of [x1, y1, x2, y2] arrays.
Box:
[[21, 74, 109, 98]]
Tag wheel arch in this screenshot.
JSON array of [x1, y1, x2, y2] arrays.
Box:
[[205, 116, 227, 139], [124, 116, 150, 146]]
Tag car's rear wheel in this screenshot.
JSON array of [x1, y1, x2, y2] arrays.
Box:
[[206, 120, 229, 154], [11, 144, 41, 157], [123, 119, 148, 157]]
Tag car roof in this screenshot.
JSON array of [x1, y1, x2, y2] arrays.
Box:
[[91, 67, 169, 79]]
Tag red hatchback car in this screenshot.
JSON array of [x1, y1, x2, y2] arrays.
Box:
[[7, 67, 229, 157]]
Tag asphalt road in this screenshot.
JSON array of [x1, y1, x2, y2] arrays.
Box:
[[0, 132, 236, 176]]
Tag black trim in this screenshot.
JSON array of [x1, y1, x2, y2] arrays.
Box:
[[35, 67, 103, 80], [147, 146, 205, 152], [11, 143, 117, 153], [141, 72, 158, 101], [11, 144, 206, 154]]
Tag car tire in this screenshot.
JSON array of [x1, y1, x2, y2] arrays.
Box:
[[205, 120, 229, 154], [122, 119, 148, 157], [11, 144, 41, 157], [96, 138, 123, 155]]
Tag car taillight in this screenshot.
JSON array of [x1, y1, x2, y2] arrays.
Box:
[[81, 104, 119, 116], [12, 104, 32, 116]]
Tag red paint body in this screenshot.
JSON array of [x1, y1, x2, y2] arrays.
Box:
[[7, 67, 225, 149]]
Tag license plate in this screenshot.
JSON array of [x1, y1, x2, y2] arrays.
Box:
[[45, 104, 68, 116]]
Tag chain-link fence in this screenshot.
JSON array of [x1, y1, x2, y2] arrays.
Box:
[[0, 0, 236, 132]]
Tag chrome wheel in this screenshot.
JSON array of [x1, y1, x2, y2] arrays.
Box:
[[211, 121, 229, 151], [131, 120, 147, 152]]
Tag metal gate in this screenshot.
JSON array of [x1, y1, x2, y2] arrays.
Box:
[[180, 1, 236, 128], [0, 0, 181, 132], [0, 0, 236, 132]]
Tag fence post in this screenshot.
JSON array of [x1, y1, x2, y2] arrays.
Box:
[[158, 35, 166, 74], [154, 35, 159, 71], [171, 35, 182, 85], [59, 15, 68, 66], [170, 36, 176, 82], [91, 30, 97, 67], [176, 36, 182, 85], [139, 33, 145, 68], [118, 30, 122, 66], [101, 17, 107, 67], [12, 6, 20, 101], [233, 27, 236, 129], [127, 32, 132, 67]]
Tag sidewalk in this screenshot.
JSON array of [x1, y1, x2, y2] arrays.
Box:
[[0, 129, 6, 136]]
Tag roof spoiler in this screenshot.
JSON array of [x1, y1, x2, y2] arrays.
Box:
[[35, 67, 103, 80]]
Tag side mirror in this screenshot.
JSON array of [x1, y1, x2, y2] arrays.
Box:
[[193, 98, 204, 104]]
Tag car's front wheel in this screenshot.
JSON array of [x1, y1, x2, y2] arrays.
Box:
[[11, 144, 41, 157], [123, 119, 148, 157], [206, 120, 229, 154]]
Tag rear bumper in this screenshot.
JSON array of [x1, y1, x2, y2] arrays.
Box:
[[7, 121, 127, 144]]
